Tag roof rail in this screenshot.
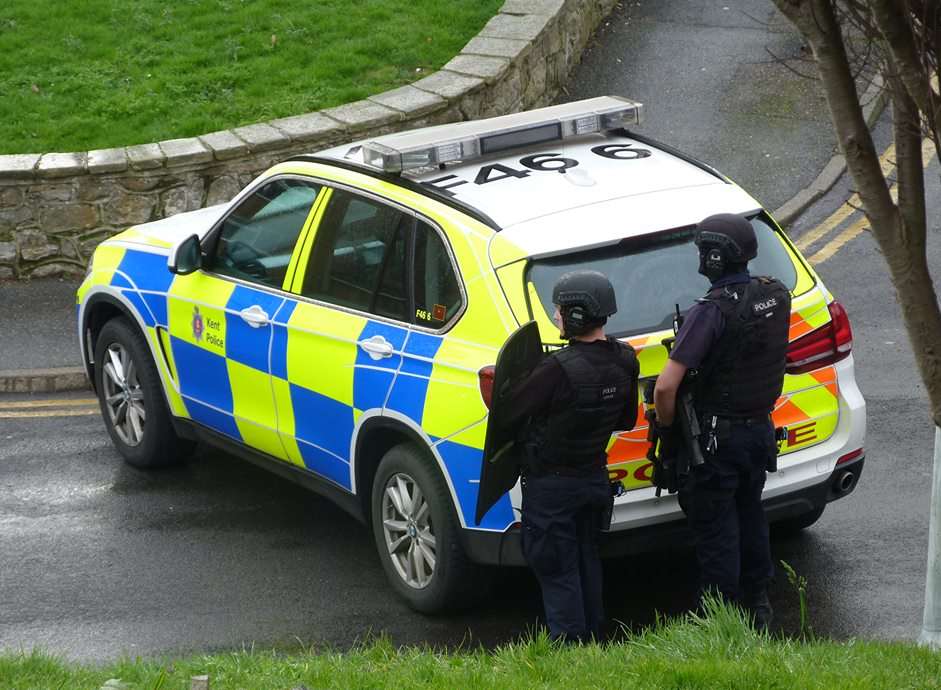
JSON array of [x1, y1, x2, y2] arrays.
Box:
[[284, 155, 502, 231]]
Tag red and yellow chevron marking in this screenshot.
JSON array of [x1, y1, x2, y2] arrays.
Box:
[[603, 364, 840, 492], [774, 365, 839, 454], [788, 291, 831, 341]]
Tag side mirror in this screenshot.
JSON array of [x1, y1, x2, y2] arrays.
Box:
[[168, 234, 202, 275]]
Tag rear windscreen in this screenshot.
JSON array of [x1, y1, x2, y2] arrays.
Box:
[[527, 214, 804, 337]]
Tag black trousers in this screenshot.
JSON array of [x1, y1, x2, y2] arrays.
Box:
[[680, 419, 776, 603], [520, 470, 613, 642]]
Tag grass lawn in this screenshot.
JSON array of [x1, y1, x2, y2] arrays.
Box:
[[3, 600, 941, 690], [0, 0, 502, 155]]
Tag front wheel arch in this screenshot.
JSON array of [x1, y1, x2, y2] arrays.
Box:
[[82, 293, 146, 393]]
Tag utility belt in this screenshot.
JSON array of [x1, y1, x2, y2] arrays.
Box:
[[697, 411, 780, 472], [699, 412, 772, 428], [523, 460, 605, 479]]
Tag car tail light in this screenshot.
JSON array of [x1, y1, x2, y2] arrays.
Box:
[[785, 301, 854, 375], [837, 448, 864, 465], [479, 365, 496, 409]]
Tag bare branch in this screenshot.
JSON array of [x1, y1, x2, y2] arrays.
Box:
[[764, 46, 820, 79]]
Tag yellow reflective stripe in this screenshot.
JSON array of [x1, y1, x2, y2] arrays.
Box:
[[228, 359, 287, 460], [455, 232, 517, 342], [790, 289, 822, 312], [90, 244, 127, 287], [272, 377, 304, 467], [154, 326, 189, 418], [285, 302, 359, 407], [156, 327, 179, 383], [489, 233, 526, 268], [634, 336, 670, 379], [167, 274, 234, 355], [288, 187, 333, 293], [435, 417, 487, 451], [495, 260, 529, 326], [800, 301, 831, 330], [423, 381, 486, 446], [787, 382, 838, 418], [118, 228, 174, 248], [423, 333, 492, 442], [526, 282, 564, 345]]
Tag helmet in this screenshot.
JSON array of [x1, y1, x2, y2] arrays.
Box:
[[694, 213, 758, 281], [552, 270, 617, 337]]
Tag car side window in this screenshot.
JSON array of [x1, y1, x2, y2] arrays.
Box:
[[208, 178, 320, 288], [303, 188, 411, 321], [413, 220, 462, 328]]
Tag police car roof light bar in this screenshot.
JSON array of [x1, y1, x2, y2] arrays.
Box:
[[360, 96, 644, 173]]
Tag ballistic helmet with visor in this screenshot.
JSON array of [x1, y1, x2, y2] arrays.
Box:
[[694, 213, 758, 281], [552, 270, 617, 337]]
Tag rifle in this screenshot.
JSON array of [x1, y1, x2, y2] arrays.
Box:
[[667, 304, 705, 471], [649, 305, 705, 494], [645, 378, 676, 496]]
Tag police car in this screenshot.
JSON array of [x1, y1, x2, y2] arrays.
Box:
[[77, 96, 866, 612]]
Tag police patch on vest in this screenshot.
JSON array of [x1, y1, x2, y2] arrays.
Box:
[[601, 385, 619, 401], [752, 297, 778, 315]]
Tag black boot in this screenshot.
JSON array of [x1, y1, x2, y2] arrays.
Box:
[[743, 588, 773, 632]]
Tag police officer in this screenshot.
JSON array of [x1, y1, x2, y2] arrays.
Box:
[[653, 213, 790, 630], [501, 270, 639, 643]]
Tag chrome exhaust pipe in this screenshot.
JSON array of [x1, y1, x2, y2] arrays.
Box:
[[834, 469, 855, 494]]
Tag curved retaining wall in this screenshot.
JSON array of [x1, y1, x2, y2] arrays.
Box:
[[0, 0, 617, 280]]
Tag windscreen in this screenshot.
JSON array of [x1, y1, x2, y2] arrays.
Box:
[[527, 215, 803, 337]]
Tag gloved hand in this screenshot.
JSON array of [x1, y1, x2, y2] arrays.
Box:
[[656, 422, 680, 460]]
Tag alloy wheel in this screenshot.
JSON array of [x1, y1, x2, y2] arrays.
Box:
[[381, 472, 437, 588], [101, 342, 146, 447]]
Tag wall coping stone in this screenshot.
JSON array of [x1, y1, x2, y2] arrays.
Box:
[[231, 123, 288, 152], [479, 13, 549, 42], [38, 153, 86, 178], [270, 112, 345, 144], [198, 131, 249, 160], [88, 148, 129, 174], [0, 154, 39, 179], [442, 55, 512, 82], [412, 71, 486, 100], [126, 143, 165, 170], [159, 137, 214, 167], [462, 36, 533, 59], [322, 100, 403, 132], [368, 85, 448, 118], [501, 0, 567, 14]]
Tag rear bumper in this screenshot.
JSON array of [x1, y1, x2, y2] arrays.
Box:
[[463, 455, 864, 567]]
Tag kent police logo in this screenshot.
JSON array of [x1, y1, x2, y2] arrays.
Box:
[[192, 305, 204, 342]]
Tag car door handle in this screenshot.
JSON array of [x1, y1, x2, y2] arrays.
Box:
[[359, 335, 394, 360], [239, 305, 270, 328]]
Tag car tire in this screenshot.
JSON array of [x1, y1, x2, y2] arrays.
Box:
[[772, 504, 825, 536], [94, 317, 194, 468], [370, 443, 485, 613]]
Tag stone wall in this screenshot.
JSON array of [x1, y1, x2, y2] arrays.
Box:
[[0, 0, 617, 280]]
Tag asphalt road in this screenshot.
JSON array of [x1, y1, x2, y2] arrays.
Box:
[[565, 0, 838, 212]]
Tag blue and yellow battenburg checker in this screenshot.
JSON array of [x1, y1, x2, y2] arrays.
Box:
[[78, 170, 521, 532]]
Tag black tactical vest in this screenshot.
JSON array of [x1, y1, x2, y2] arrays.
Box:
[[694, 277, 791, 417], [531, 338, 637, 472]]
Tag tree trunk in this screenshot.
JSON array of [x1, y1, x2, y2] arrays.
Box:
[[773, 0, 941, 424]]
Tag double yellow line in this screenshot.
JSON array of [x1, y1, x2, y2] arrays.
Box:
[[0, 397, 100, 419], [797, 138, 937, 266]]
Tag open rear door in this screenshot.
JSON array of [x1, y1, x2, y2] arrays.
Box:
[[475, 320, 544, 525]]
